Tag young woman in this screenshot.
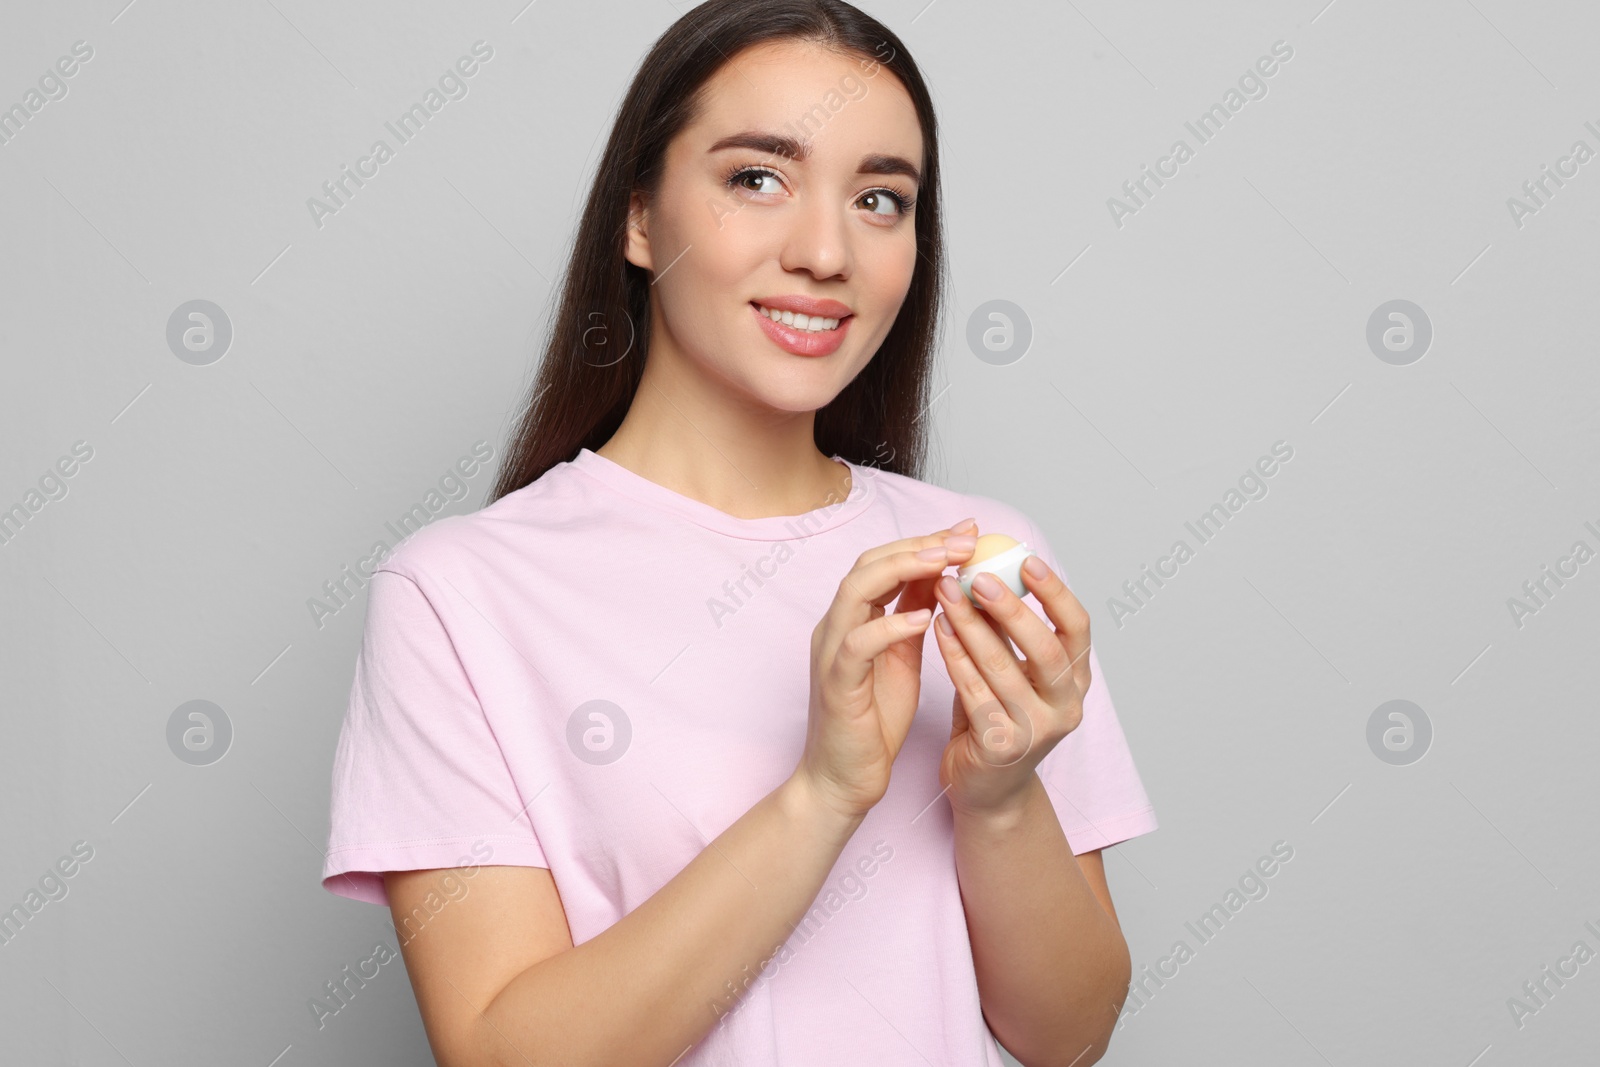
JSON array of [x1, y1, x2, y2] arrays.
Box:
[[322, 2, 1157, 1064]]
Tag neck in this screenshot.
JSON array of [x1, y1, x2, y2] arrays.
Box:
[[595, 355, 849, 521]]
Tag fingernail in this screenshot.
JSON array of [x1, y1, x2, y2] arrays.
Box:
[[973, 572, 1004, 599], [944, 534, 976, 553], [916, 546, 949, 561], [936, 613, 954, 636], [1023, 555, 1049, 579], [951, 516, 977, 534], [938, 576, 961, 598]]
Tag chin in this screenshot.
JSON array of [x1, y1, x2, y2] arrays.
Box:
[[759, 385, 847, 415], [738, 372, 850, 414], [697, 341, 862, 413]]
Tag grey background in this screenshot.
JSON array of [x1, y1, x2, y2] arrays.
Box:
[[3, 0, 1596, 1064]]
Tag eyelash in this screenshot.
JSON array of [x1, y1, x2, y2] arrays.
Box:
[[721, 164, 917, 217]]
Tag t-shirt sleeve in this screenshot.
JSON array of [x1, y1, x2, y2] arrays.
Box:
[[322, 565, 548, 907], [1019, 512, 1158, 854]]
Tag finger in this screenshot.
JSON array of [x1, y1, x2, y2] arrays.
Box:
[[894, 527, 979, 619], [934, 574, 1044, 708], [852, 517, 978, 569], [1016, 556, 1093, 696], [895, 573, 940, 620], [947, 681, 970, 741], [932, 609, 996, 712], [824, 527, 978, 637], [931, 612, 1033, 765], [964, 567, 1078, 705], [828, 605, 935, 696]]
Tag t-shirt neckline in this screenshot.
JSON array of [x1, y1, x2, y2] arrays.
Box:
[[569, 447, 875, 541]]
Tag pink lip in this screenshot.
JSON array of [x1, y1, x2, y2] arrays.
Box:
[[750, 302, 851, 357], [753, 294, 854, 318]]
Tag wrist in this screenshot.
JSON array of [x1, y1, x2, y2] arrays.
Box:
[[949, 772, 1045, 834], [780, 771, 869, 843]]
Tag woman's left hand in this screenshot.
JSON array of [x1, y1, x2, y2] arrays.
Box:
[[929, 550, 1093, 819]]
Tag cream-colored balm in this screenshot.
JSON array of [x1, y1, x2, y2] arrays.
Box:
[[955, 533, 1037, 609]]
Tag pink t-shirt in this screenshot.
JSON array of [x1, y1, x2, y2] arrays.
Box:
[[322, 446, 1157, 1065]]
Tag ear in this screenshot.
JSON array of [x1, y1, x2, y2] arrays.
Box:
[[624, 190, 652, 272]]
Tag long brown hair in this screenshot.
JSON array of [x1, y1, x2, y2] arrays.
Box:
[[488, 0, 947, 505]]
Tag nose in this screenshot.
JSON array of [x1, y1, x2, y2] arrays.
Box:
[[777, 190, 851, 281]]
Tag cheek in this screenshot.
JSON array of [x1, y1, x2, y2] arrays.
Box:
[[656, 178, 751, 266], [852, 241, 916, 343], [652, 224, 756, 315], [681, 216, 768, 294], [862, 231, 918, 305]]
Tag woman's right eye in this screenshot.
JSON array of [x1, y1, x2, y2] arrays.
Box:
[[725, 166, 782, 194]]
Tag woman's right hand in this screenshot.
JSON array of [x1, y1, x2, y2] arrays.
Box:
[[795, 521, 979, 822]]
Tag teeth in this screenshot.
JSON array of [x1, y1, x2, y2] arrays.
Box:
[[756, 304, 841, 332]]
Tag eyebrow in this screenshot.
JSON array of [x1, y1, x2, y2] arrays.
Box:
[[707, 130, 921, 185]]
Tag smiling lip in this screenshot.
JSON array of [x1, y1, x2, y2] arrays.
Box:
[[752, 294, 854, 318], [750, 301, 852, 357]]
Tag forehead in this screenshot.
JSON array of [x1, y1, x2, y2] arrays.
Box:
[[685, 38, 922, 163]]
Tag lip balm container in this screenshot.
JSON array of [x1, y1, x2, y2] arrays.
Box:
[[956, 533, 1037, 609]]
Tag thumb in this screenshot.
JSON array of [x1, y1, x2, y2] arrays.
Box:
[[947, 661, 970, 741]]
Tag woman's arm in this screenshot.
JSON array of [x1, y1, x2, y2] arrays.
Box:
[[386, 770, 864, 1067], [953, 773, 1132, 1067]]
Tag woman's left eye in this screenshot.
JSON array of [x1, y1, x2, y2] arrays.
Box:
[[859, 188, 915, 217]]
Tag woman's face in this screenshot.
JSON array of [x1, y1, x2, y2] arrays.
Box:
[[626, 39, 924, 416]]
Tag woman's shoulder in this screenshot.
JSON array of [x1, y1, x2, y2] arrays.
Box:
[[375, 458, 595, 585]]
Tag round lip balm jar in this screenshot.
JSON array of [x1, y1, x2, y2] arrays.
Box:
[[956, 533, 1037, 609]]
